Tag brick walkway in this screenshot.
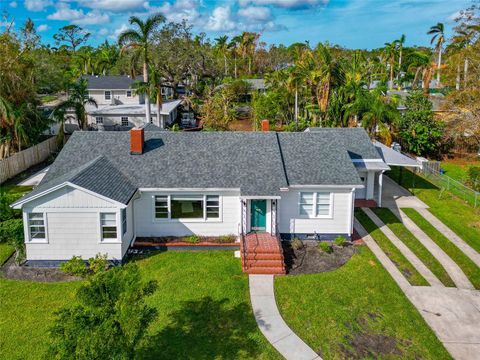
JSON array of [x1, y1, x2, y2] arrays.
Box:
[[241, 233, 285, 275]]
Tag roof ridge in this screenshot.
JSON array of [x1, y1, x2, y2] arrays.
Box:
[[275, 132, 289, 186], [69, 155, 105, 183]]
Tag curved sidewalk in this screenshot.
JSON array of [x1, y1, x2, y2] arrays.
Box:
[[249, 275, 321, 360]]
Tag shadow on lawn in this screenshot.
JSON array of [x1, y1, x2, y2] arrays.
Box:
[[387, 168, 439, 191], [139, 297, 262, 360]]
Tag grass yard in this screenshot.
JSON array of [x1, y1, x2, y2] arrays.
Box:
[[372, 208, 455, 287], [388, 168, 480, 253], [0, 251, 280, 360], [355, 209, 428, 286], [441, 158, 480, 185], [0, 243, 15, 265], [403, 208, 480, 290], [275, 246, 451, 359]]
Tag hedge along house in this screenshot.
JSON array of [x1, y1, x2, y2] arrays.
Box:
[[12, 126, 390, 266]]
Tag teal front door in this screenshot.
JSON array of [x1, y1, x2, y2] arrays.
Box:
[[250, 200, 267, 231]]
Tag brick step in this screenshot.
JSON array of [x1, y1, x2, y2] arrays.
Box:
[[244, 259, 285, 268], [246, 247, 282, 254], [243, 252, 284, 260], [244, 267, 286, 275]]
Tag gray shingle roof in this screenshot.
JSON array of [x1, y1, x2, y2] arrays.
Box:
[[82, 75, 142, 90], [305, 128, 382, 160], [15, 129, 381, 205]]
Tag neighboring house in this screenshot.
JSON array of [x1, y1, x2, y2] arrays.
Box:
[[12, 127, 400, 265], [62, 75, 182, 131]]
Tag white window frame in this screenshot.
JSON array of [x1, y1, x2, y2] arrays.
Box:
[[26, 212, 48, 243], [121, 116, 129, 126], [121, 208, 127, 236], [126, 90, 132, 98], [95, 116, 103, 124], [152, 194, 222, 223], [99, 212, 119, 243], [298, 192, 333, 219], [104, 91, 111, 100]]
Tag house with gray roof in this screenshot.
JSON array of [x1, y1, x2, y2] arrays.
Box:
[[62, 75, 182, 131], [12, 127, 394, 266]]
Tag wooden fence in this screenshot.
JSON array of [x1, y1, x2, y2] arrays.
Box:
[[0, 137, 58, 184]]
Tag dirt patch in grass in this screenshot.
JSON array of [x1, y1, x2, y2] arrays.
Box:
[[282, 241, 357, 275], [340, 314, 407, 359], [1, 260, 78, 282]]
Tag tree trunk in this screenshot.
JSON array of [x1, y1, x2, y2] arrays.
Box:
[[143, 61, 152, 124], [224, 54, 228, 76], [294, 87, 298, 130], [463, 57, 469, 89], [234, 55, 237, 79], [398, 48, 402, 81], [436, 46, 442, 85], [413, 67, 421, 89], [389, 59, 394, 90], [456, 64, 461, 90], [423, 68, 432, 97]]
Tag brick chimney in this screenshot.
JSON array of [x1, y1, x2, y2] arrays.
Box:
[[261, 119, 270, 132], [130, 127, 144, 155]]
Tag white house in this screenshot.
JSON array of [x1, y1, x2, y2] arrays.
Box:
[[63, 75, 182, 131], [12, 127, 396, 266]]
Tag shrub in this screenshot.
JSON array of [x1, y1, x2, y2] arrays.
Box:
[[185, 235, 200, 244], [318, 241, 332, 253], [0, 193, 22, 222], [0, 219, 25, 263], [467, 166, 480, 191], [291, 238, 303, 250], [88, 253, 109, 275], [60, 256, 88, 278], [334, 236, 346, 247], [218, 234, 236, 243]]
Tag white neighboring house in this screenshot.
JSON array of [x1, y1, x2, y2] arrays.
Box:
[[63, 75, 181, 131], [12, 127, 413, 265]]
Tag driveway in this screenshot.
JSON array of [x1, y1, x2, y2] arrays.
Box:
[[381, 175, 428, 209]]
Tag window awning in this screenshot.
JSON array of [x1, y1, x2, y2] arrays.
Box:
[[373, 140, 421, 168]]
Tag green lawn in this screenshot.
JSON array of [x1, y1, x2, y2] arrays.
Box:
[[275, 246, 451, 359], [355, 209, 428, 286], [388, 167, 480, 253], [441, 159, 480, 185], [403, 208, 480, 290], [0, 243, 15, 265], [0, 251, 280, 360], [372, 208, 455, 287]]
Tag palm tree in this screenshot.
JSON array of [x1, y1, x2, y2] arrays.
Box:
[[96, 41, 119, 75], [118, 14, 165, 124], [383, 41, 397, 89], [55, 79, 97, 130], [406, 51, 431, 90], [427, 22, 445, 85], [229, 35, 242, 78], [0, 96, 14, 158], [214, 35, 229, 76], [395, 34, 406, 83], [134, 65, 165, 128]]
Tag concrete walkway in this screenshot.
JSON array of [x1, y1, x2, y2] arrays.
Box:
[[249, 275, 321, 360], [355, 218, 480, 360], [416, 208, 480, 268], [380, 176, 429, 209], [362, 208, 443, 287], [393, 209, 474, 290]]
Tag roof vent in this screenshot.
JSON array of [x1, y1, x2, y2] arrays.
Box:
[[130, 127, 144, 155]]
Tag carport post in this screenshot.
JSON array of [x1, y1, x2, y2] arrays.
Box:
[[378, 171, 384, 207]]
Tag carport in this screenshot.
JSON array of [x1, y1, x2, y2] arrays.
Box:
[[373, 141, 421, 207]]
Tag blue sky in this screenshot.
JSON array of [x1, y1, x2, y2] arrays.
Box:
[[0, 0, 472, 49]]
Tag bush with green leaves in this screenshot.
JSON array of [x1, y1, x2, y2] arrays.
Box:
[[0, 218, 25, 263], [218, 234, 236, 243], [291, 238, 303, 250], [0, 193, 22, 222], [318, 241, 332, 253], [60, 256, 88, 278], [467, 166, 480, 191], [185, 235, 200, 244], [334, 236, 346, 247], [88, 253, 109, 275], [47, 264, 158, 359]]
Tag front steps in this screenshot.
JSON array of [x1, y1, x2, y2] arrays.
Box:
[[241, 232, 286, 275]]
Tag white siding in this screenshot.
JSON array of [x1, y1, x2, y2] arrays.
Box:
[[23, 186, 126, 261], [87, 113, 149, 128], [278, 188, 353, 235], [121, 200, 135, 256], [134, 190, 241, 237], [88, 89, 140, 106]]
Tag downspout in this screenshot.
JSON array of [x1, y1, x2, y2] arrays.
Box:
[[349, 188, 355, 236], [378, 171, 385, 208], [129, 190, 142, 249]]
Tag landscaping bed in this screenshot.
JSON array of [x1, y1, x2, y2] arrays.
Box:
[[135, 235, 238, 248], [282, 240, 357, 275], [1, 258, 79, 282]]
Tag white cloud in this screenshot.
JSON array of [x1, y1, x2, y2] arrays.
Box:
[[239, 0, 327, 9], [24, 0, 52, 11], [0, 21, 15, 28], [238, 6, 272, 21], [37, 24, 49, 32], [109, 24, 129, 40], [206, 6, 236, 32], [77, 0, 146, 12], [47, 3, 109, 26], [98, 28, 109, 36], [9, 1, 17, 8], [145, 0, 200, 24]]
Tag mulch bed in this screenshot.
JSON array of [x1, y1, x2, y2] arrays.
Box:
[[135, 236, 237, 247], [1, 257, 79, 282], [282, 241, 357, 275]]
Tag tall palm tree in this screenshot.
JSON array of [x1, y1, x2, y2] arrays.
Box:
[[229, 36, 242, 79], [406, 51, 431, 90], [383, 41, 397, 89], [214, 35, 229, 76], [427, 22, 445, 85], [395, 34, 406, 82], [118, 14, 165, 124], [134, 65, 165, 128], [55, 79, 97, 130], [96, 41, 119, 75]]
